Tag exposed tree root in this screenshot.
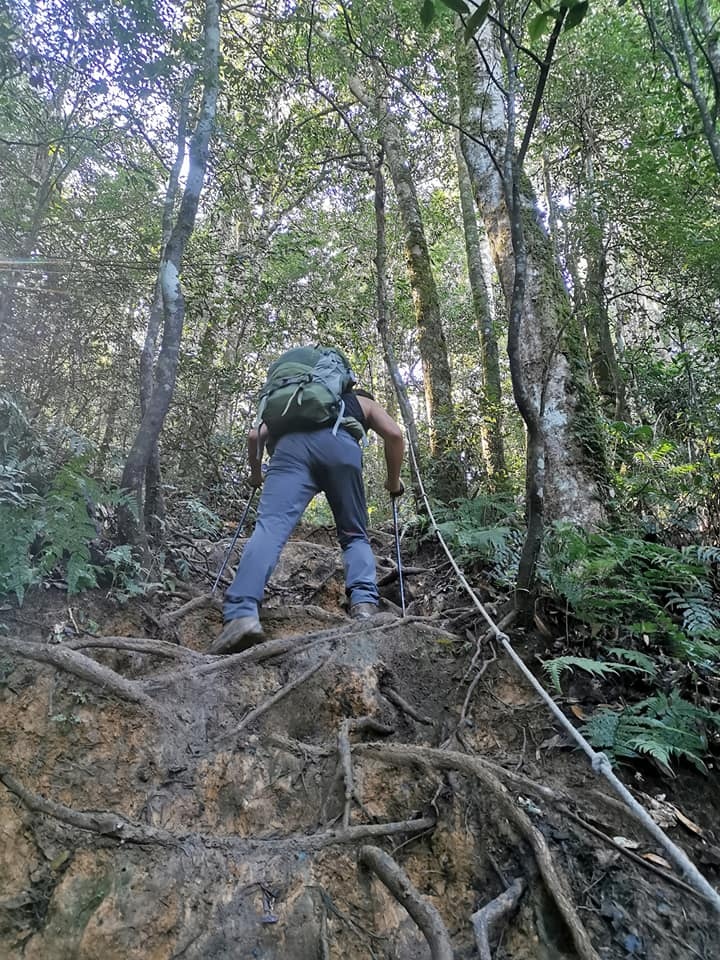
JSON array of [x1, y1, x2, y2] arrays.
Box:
[[67, 636, 203, 660], [453, 751, 719, 908], [380, 685, 434, 726], [356, 742, 601, 960], [377, 566, 427, 587], [1, 764, 436, 858], [261, 604, 347, 624], [471, 877, 526, 960], [359, 845, 454, 960], [158, 593, 220, 625], [0, 636, 160, 713], [338, 717, 394, 828], [0, 765, 176, 844], [228, 659, 329, 740]]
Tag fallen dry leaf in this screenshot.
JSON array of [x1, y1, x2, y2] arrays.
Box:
[[613, 836, 640, 851], [673, 809, 703, 836], [642, 853, 673, 870]]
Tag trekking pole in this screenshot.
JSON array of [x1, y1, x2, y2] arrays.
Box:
[[391, 494, 406, 616], [212, 487, 258, 594]]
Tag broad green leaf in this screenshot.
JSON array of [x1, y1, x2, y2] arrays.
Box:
[[464, 0, 491, 41], [528, 10, 554, 41], [439, 0, 470, 14], [420, 0, 436, 26], [564, 1, 589, 29]]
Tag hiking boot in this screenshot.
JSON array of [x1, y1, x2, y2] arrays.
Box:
[[209, 616, 264, 655], [350, 602, 380, 620]]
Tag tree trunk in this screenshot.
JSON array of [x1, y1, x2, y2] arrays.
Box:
[[350, 76, 465, 503], [373, 155, 421, 498], [119, 0, 220, 542], [577, 110, 627, 420], [456, 21, 605, 531], [454, 131, 506, 481]]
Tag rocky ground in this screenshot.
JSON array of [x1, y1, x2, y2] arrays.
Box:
[[1, 529, 718, 959]]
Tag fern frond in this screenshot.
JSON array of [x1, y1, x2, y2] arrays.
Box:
[[606, 647, 658, 677], [542, 656, 642, 693]]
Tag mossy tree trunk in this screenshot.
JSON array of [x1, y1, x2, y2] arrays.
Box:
[[456, 16, 605, 607], [454, 131, 506, 481], [119, 0, 220, 544], [350, 76, 465, 503]]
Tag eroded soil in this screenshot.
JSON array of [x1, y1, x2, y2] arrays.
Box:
[[1, 533, 718, 959]]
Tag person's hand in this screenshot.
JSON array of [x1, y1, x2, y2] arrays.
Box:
[[385, 479, 405, 498], [249, 471, 264, 488]]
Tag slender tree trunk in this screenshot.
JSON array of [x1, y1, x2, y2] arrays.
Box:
[[120, 0, 220, 542], [456, 21, 605, 530], [641, 0, 720, 173], [576, 110, 627, 420], [139, 82, 193, 538], [372, 155, 421, 496], [454, 131, 506, 480], [350, 76, 465, 503]]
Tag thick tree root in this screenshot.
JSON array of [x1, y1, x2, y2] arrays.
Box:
[[68, 636, 203, 660], [0, 764, 435, 855], [0, 636, 160, 713], [356, 741, 601, 960], [0, 765, 176, 844], [158, 593, 220, 626], [471, 877, 526, 960], [359, 845, 454, 960]]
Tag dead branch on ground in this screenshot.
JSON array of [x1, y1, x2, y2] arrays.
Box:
[[226, 659, 329, 740], [359, 845, 454, 960]]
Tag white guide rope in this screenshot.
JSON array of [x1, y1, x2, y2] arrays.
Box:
[[404, 439, 720, 913]]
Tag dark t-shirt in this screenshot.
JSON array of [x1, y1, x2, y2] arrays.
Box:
[[341, 391, 367, 433]]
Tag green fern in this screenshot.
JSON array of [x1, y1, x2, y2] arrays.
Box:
[[581, 692, 718, 773], [541, 524, 720, 669], [435, 495, 523, 585], [542, 655, 648, 694], [606, 647, 658, 677]]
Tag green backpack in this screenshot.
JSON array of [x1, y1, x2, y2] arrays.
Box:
[[254, 346, 366, 444]]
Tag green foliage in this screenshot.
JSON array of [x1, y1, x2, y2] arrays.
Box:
[[541, 524, 719, 771], [0, 400, 135, 603], [435, 494, 523, 585], [542, 653, 653, 693], [541, 524, 720, 664], [581, 692, 720, 773]]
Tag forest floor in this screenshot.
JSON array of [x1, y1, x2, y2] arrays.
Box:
[[0, 523, 719, 959]]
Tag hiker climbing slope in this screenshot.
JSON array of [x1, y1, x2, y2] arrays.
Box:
[[210, 346, 404, 655]]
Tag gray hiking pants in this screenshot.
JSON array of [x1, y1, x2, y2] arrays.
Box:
[[224, 428, 378, 621]]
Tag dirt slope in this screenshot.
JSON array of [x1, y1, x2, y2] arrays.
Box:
[[0, 533, 718, 958]]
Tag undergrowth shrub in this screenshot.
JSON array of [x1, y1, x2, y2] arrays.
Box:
[[540, 525, 720, 662], [540, 524, 720, 772], [0, 394, 135, 603], [427, 492, 720, 773], [434, 494, 524, 586]]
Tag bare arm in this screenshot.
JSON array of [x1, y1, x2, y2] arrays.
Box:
[[357, 397, 405, 495]]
